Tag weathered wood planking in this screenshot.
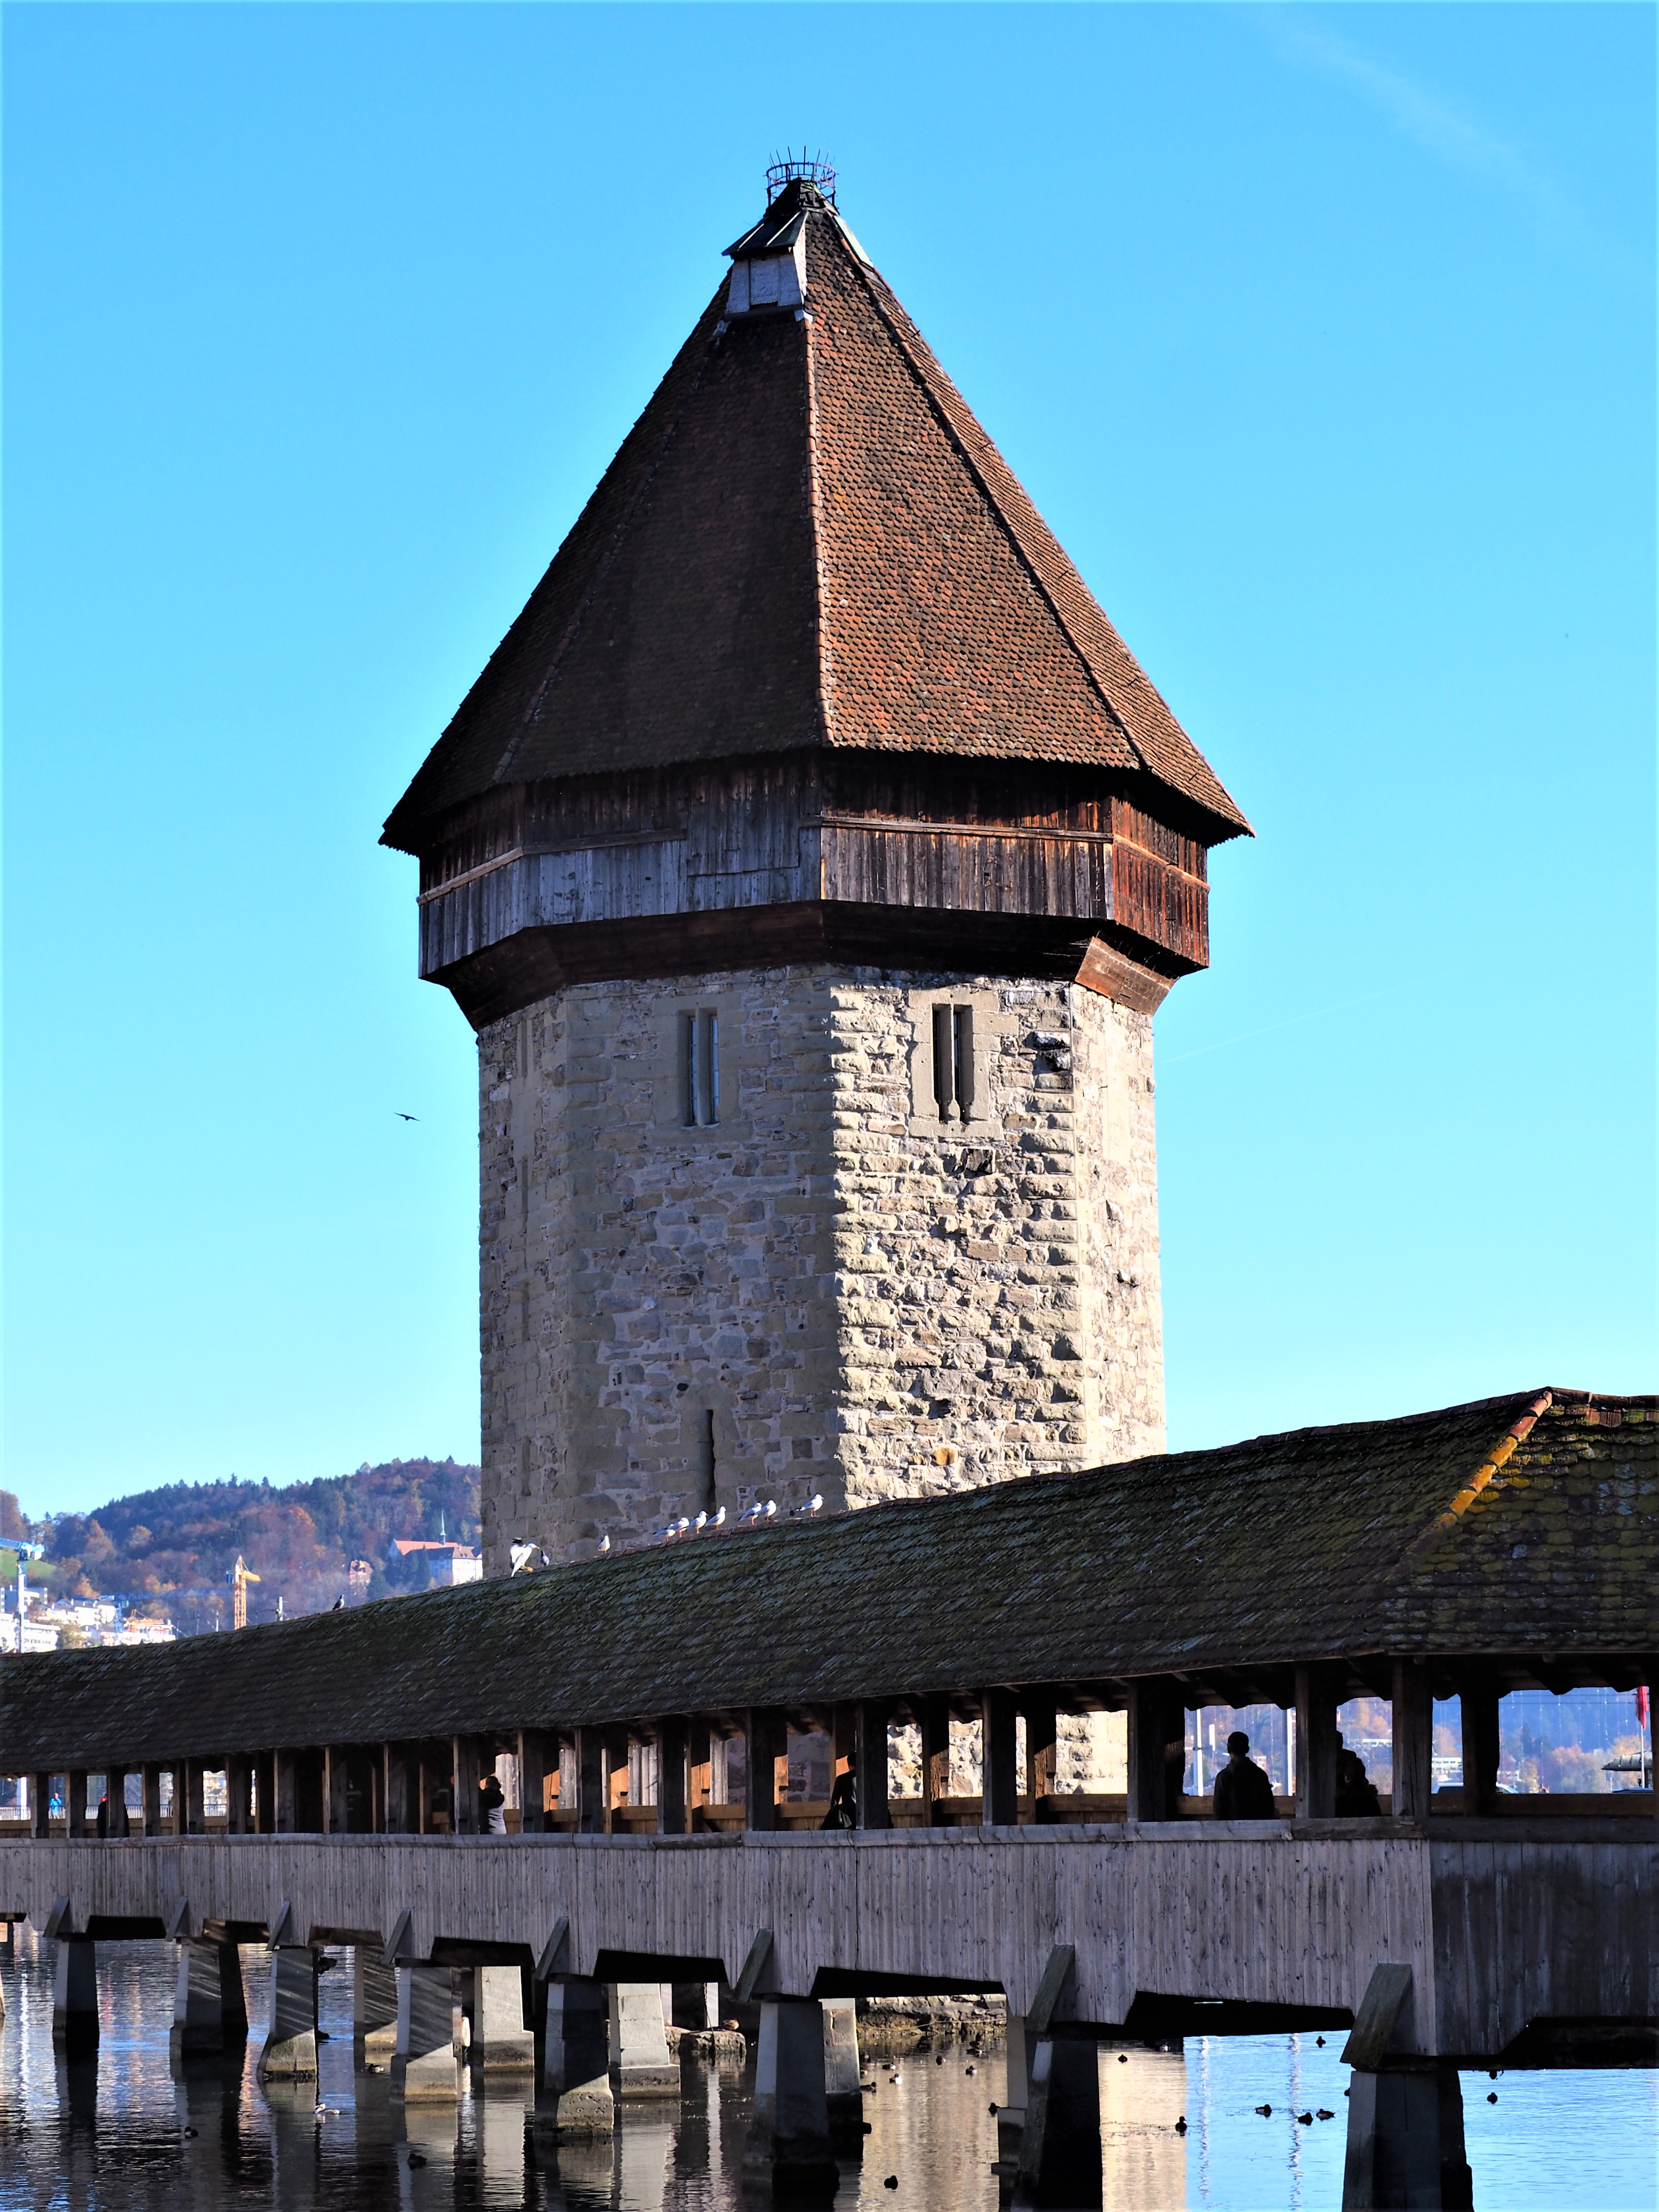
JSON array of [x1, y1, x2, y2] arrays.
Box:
[[4, 1828, 1646, 2056]]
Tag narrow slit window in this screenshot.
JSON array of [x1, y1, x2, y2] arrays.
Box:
[[931, 1005, 975, 1123], [683, 1010, 719, 1127]]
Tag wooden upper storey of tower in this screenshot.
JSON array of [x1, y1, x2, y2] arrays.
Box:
[[384, 177, 1249, 1022]]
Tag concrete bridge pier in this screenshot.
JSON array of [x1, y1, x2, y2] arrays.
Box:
[[394, 1965, 462, 2102], [1343, 2065, 1472, 2212], [820, 1997, 863, 2148], [469, 1965, 535, 2074], [610, 1981, 678, 2096], [539, 1976, 615, 2138], [997, 2012, 1032, 2176], [258, 1947, 318, 2082], [747, 1996, 839, 2200], [354, 1945, 399, 2069], [1012, 2038, 1102, 2211], [1340, 1964, 1474, 2212], [171, 1936, 247, 2058], [51, 1937, 98, 2051]]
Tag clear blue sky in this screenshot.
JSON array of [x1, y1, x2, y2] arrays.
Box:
[[4, 4, 1652, 1519]]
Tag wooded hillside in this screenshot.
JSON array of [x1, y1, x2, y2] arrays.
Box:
[[0, 1460, 481, 1633]]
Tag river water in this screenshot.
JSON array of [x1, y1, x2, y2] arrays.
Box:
[[0, 1939, 1652, 2210]]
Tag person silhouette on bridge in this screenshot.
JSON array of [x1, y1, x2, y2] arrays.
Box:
[[479, 1769, 507, 1834], [822, 1753, 857, 1831], [1335, 1742, 1382, 1817], [1212, 1731, 1279, 1819]]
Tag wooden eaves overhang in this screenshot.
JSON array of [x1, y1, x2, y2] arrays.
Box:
[[1, 1389, 1652, 1773]]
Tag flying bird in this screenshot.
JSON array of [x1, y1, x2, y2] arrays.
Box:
[[395, 1112, 419, 1122]]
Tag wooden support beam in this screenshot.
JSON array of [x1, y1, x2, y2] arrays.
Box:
[[657, 1717, 688, 1836], [1296, 1666, 1341, 1820], [574, 1727, 606, 1834], [1459, 1676, 1502, 1816], [688, 1718, 713, 1824], [183, 1760, 207, 1837], [1127, 1679, 1185, 1822], [142, 1764, 163, 1838], [382, 1745, 410, 1835], [452, 1735, 481, 1834], [602, 1729, 629, 1832], [980, 1688, 1019, 1827], [32, 1773, 52, 1839], [255, 1754, 276, 1835], [324, 1748, 347, 1836], [921, 1694, 950, 1826], [746, 1708, 783, 1832], [1024, 1689, 1059, 1820], [416, 1746, 439, 1835], [516, 1730, 550, 1835], [1391, 1661, 1434, 1822], [855, 1701, 892, 1830], [226, 1757, 252, 1837]]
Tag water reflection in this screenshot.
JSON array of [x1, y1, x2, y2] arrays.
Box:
[[0, 1938, 1653, 2210]]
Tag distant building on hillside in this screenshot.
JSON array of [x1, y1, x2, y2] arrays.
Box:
[[393, 1539, 483, 1587], [347, 1559, 373, 1603], [1, 1591, 177, 1653]]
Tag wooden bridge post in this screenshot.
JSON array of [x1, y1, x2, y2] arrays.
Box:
[[1458, 1677, 1501, 1815], [1025, 1691, 1058, 1819], [575, 1728, 605, 1833], [982, 1688, 1019, 1827], [602, 1729, 629, 1832], [104, 1766, 131, 1838], [1392, 1662, 1434, 1821], [1295, 1667, 1341, 1820], [1126, 1680, 1184, 1822], [746, 1709, 783, 1832], [255, 1754, 276, 1834], [921, 1695, 950, 1825], [183, 1761, 207, 1836], [657, 1716, 688, 1836], [31, 1772, 52, 1838], [225, 1757, 250, 1835], [854, 1701, 892, 1829], [274, 1752, 297, 1833], [451, 1736, 481, 1834], [688, 1719, 713, 1826], [516, 1730, 550, 1834], [66, 1770, 89, 1840], [140, 1765, 162, 1838]]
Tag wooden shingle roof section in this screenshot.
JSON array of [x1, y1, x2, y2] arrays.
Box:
[[2, 1390, 1651, 1772], [383, 179, 1248, 854]]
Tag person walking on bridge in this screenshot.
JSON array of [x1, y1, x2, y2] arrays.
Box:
[[1213, 1731, 1279, 1819]]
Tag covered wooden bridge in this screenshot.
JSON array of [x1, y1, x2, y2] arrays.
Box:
[[0, 1386, 1652, 2207]]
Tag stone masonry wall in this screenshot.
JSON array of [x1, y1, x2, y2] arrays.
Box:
[[477, 964, 1163, 1573]]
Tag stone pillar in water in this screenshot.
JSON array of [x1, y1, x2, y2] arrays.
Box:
[[540, 1977, 614, 2136], [394, 1966, 461, 2101], [354, 1945, 399, 2068], [609, 1981, 678, 2096], [1013, 2037, 1102, 2209], [51, 1938, 98, 2050], [821, 1997, 863, 2147], [172, 1937, 247, 2057], [469, 1965, 536, 2073], [746, 1996, 838, 2199], [1343, 2065, 1472, 2211], [258, 1948, 318, 2081]]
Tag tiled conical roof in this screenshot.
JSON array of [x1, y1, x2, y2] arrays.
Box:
[[384, 179, 1248, 852]]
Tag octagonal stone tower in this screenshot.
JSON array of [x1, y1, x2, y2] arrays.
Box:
[[383, 167, 1250, 1572]]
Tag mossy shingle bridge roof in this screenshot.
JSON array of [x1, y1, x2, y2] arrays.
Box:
[[3, 1389, 1652, 1769]]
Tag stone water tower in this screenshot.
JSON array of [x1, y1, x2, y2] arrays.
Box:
[[382, 163, 1249, 1572]]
